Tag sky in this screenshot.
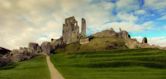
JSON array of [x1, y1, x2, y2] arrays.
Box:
[[0, 0, 166, 49]]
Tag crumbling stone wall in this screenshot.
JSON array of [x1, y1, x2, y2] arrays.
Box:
[[80, 38, 89, 44], [51, 37, 64, 50], [118, 28, 130, 40], [125, 39, 141, 49], [10, 47, 36, 62], [62, 16, 79, 44]]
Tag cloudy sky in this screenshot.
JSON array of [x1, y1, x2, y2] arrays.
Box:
[[0, 0, 166, 49]]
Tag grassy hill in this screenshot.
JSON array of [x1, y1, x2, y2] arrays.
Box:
[[0, 56, 50, 79], [51, 48, 166, 79], [56, 36, 127, 53]]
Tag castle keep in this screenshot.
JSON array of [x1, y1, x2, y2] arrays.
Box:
[[62, 16, 86, 44]]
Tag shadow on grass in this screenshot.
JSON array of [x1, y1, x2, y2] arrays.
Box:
[[0, 62, 17, 70], [0, 76, 10, 79], [74, 60, 166, 69]]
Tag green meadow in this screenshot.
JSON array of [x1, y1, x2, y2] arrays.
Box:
[[0, 56, 50, 79], [51, 48, 166, 79]]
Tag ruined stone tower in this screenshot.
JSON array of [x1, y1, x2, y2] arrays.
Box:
[[62, 16, 79, 44], [81, 18, 86, 37], [142, 37, 148, 44]]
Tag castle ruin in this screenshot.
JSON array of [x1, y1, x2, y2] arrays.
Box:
[[62, 16, 87, 44]]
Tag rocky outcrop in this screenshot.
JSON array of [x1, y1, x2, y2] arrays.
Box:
[[41, 42, 52, 55]]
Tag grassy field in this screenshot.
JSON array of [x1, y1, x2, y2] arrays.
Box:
[[51, 48, 166, 79], [0, 56, 50, 79]]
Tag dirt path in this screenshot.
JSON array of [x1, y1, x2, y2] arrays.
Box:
[[46, 55, 65, 79]]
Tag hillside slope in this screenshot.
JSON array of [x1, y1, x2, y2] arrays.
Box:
[[0, 56, 50, 79], [51, 48, 166, 79], [56, 36, 127, 53]]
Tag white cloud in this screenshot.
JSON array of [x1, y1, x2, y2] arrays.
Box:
[[164, 26, 166, 29], [132, 36, 142, 43], [116, 0, 139, 12], [135, 9, 146, 15], [0, 0, 165, 49], [158, 15, 166, 20], [144, 0, 166, 9], [149, 37, 166, 47], [141, 21, 154, 29], [102, 22, 146, 32], [0, 0, 12, 9], [117, 12, 138, 22], [99, 20, 154, 33]]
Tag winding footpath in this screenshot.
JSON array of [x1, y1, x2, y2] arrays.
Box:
[[46, 55, 65, 79]]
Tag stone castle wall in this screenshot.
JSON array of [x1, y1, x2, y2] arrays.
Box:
[[62, 16, 87, 44], [62, 16, 80, 44]]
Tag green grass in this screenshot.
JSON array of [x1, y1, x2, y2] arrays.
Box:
[[51, 48, 166, 79], [56, 37, 127, 53], [0, 56, 50, 79]]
